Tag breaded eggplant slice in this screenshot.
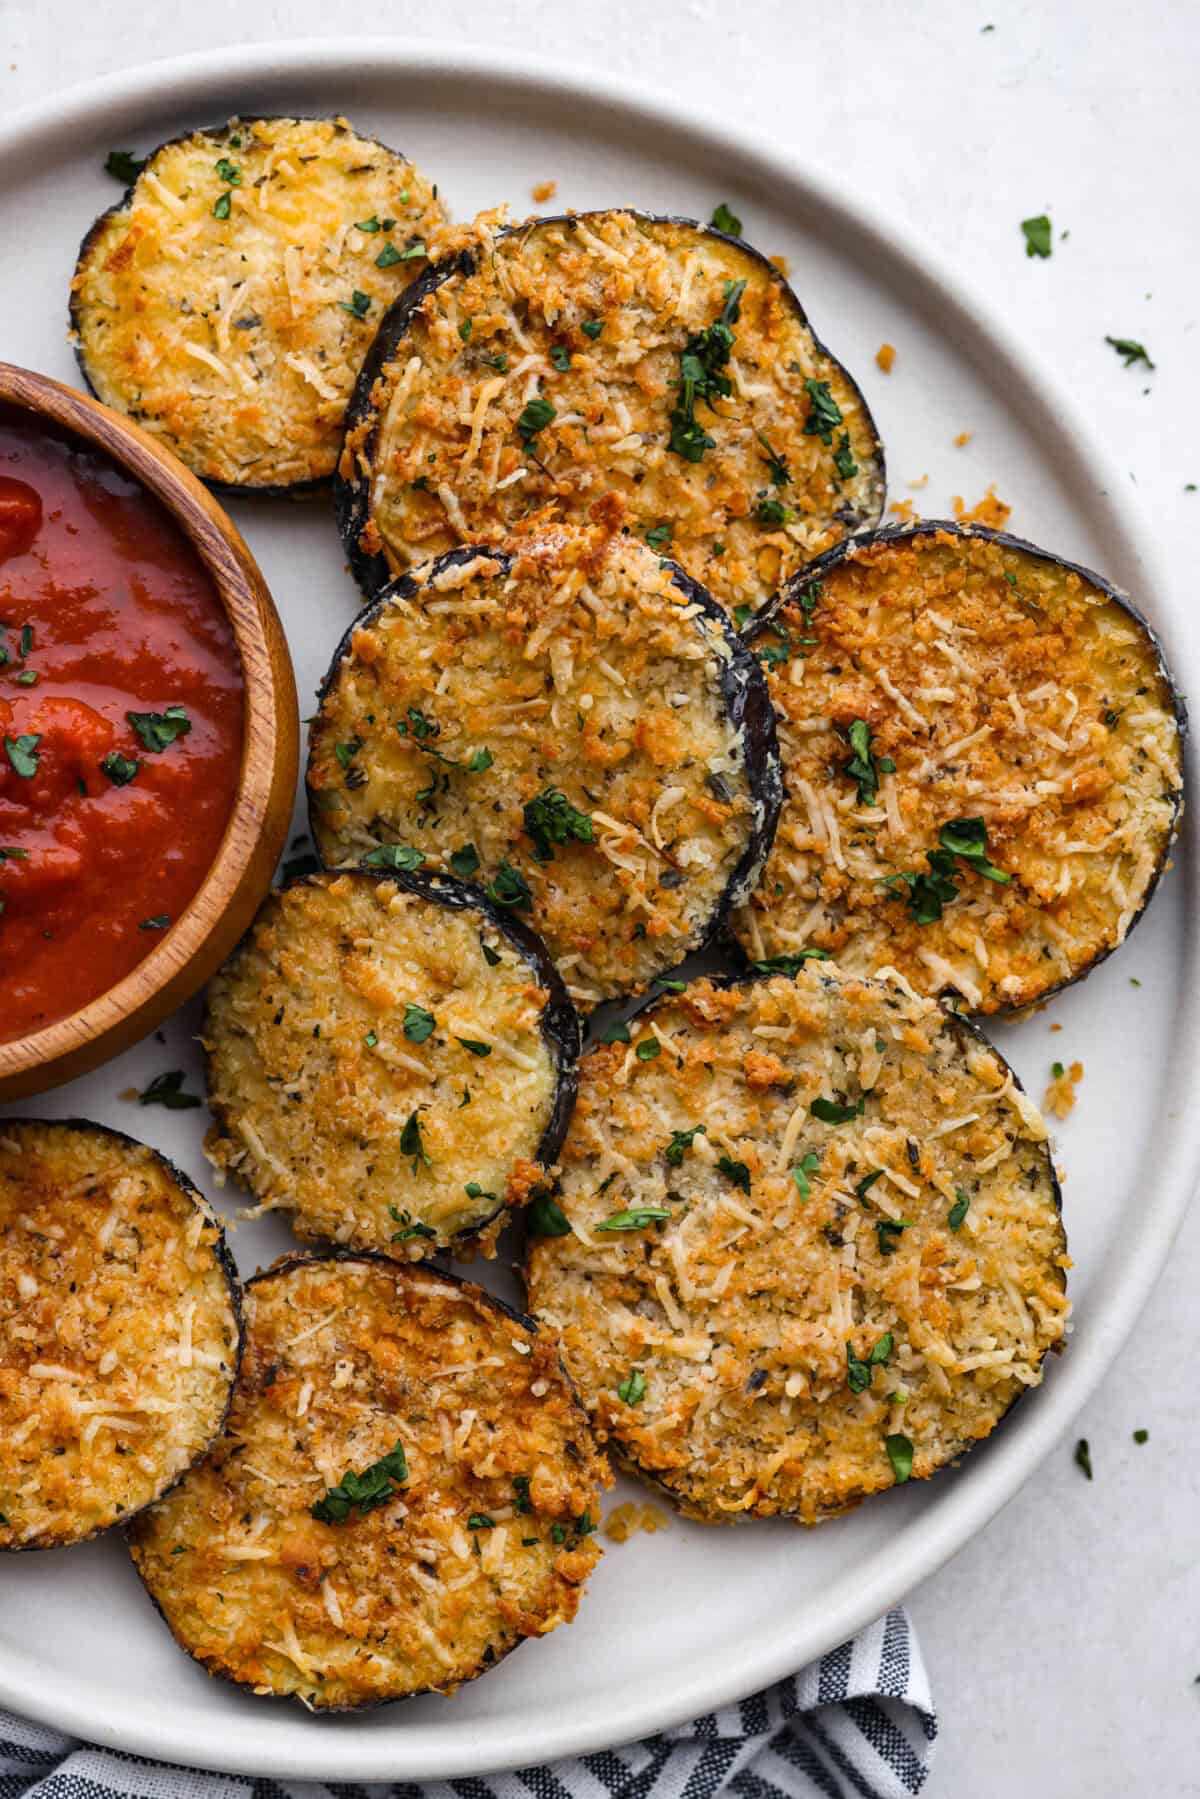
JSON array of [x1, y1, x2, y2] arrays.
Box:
[[734, 523, 1185, 1012], [130, 1252, 608, 1710], [308, 525, 782, 1002], [71, 116, 447, 492], [203, 868, 578, 1255], [0, 1119, 241, 1551], [337, 208, 884, 614], [526, 968, 1068, 1526]]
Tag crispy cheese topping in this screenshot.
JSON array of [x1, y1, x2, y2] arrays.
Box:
[[0, 1121, 239, 1549], [309, 524, 777, 1002], [527, 969, 1068, 1526], [341, 210, 883, 615], [71, 116, 446, 488], [129, 1255, 608, 1709], [203, 873, 568, 1253], [734, 529, 1183, 1012]]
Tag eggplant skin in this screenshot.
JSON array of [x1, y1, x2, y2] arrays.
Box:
[[0, 1118, 243, 1554], [306, 537, 783, 1001], [738, 518, 1187, 1015], [69, 116, 446, 498], [334, 209, 886, 605], [202, 866, 580, 1255], [128, 1250, 608, 1713]]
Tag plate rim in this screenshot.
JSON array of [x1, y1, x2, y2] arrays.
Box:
[[0, 35, 1195, 1781]]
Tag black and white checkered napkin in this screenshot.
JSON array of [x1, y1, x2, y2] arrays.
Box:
[[0, 1606, 936, 1799]]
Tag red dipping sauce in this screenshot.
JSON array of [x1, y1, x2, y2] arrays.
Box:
[[0, 408, 244, 1043]]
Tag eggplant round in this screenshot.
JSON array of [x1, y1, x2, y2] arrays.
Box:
[[525, 965, 1068, 1526], [128, 1250, 609, 1711], [70, 116, 447, 495], [335, 208, 885, 614], [202, 866, 580, 1256], [732, 521, 1186, 1013], [307, 526, 783, 1003], [0, 1118, 242, 1552]]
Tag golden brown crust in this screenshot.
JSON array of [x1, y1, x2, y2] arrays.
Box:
[[0, 1121, 240, 1550], [203, 872, 568, 1255], [734, 529, 1183, 1011], [308, 525, 775, 1002], [345, 210, 883, 613], [129, 1254, 609, 1709], [71, 116, 447, 489], [526, 969, 1068, 1525]]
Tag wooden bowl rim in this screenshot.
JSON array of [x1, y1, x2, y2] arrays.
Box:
[[0, 361, 291, 1082]]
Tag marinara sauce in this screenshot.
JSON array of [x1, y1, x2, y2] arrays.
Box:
[[0, 408, 244, 1043]]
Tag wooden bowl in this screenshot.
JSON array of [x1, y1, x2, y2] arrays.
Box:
[[0, 363, 299, 1100]]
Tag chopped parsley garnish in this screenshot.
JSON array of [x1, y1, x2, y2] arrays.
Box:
[[618, 1368, 647, 1405], [449, 843, 480, 879], [523, 787, 594, 861], [100, 750, 139, 786], [876, 1218, 911, 1256], [140, 914, 170, 931], [646, 522, 673, 551], [517, 396, 556, 448], [458, 318, 474, 341], [1021, 214, 1052, 258], [717, 1155, 751, 1193], [597, 1018, 632, 1045], [1074, 1437, 1093, 1481], [340, 289, 372, 319], [884, 818, 1010, 924], [635, 1038, 661, 1061], [528, 1194, 571, 1236], [214, 157, 242, 186], [104, 149, 144, 183], [665, 1123, 706, 1165], [1133, 1429, 1149, 1445], [486, 859, 532, 909], [709, 201, 743, 236], [456, 1037, 491, 1057], [668, 279, 746, 463], [19, 624, 33, 658], [377, 240, 425, 269], [749, 949, 831, 975], [802, 378, 843, 445], [1052, 1059, 1065, 1079], [0, 846, 29, 861], [464, 1181, 497, 1203], [354, 215, 387, 233], [403, 1003, 436, 1043], [362, 843, 425, 871], [792, 1151, 820, 1201], [1105, 335, 1155, 369], [843, 718, 894, 805], [581, 318, 603, 339], [755, 496, 795, 527], [127, 705, 191, 753], [512, 1475, 533, 1513], [757, 433, 790, 487], [468, 1513, 495, 1530], [389, 1208, 436, 1243], [855, 1170, 884, 1201], [654, 978, 688, 993], [311, 1442, 409, 1523], [365, 1030, 379, 1049], [811, 1095, 865, 1124], [833, 433, 858, 480], [334, 738, 362, 772], [948, 1188, 970, 1231], [846, 1333, 893, 1394], [550, 345, 572, 372], [400, 1109, 430, 1170], [596, 1207, 671, 1231], [213, 191, 232, 221], [137, 1070, 201, 1110], [4, 734, 40, 779], [885, 1433, 914, 1484]]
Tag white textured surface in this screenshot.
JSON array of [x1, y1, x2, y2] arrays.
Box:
[[3, 4, 1199, 1794]]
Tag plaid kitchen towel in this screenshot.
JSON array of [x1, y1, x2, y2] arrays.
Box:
[[0, 1606, 936, 1799]]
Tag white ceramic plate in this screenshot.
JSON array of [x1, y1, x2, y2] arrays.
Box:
[[0, 39, 1195, 1783]]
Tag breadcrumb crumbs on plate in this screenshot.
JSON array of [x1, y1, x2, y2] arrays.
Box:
[[907, 474, 929, 490], [603, 1502, 671, 1543], [876, 343, 896, 372], [952, 485, 1012, 528], [769, 253, 791, 277], [1044, 1060, 1084, 1120], [954, 431, 973, 447], [531, 179, 557, 203], [888, 497, 917, 522]]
